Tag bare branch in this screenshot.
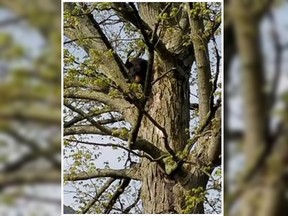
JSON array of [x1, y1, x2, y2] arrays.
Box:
[[123, 188, 141, 213], [65, 130, 167, 165], [82, 178, 116, 213], [104, 178, 131, 213], [65, 139, 146, 160], [210, 35, 221, 110]]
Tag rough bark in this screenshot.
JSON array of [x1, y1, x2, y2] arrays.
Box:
[[138, 64, 191, 213], [125, 4, 188, 213]]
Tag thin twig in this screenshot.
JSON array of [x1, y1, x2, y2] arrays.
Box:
[[65, 139, 154, 162], [64, 101, 113, 135], [151, 68, 175, 85], [123, 188, 141, 213], [67, 139, 142, 157], [210, 35, 221, 111]]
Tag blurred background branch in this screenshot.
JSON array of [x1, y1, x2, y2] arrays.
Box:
[[0, 0, 61, 215], [225, 0, 288, 216]]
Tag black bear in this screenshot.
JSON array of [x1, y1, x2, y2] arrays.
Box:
[[125, 58, 148, 86]]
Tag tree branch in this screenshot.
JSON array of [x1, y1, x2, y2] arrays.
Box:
[[190, 103, 199, 110], [187, 2, 212, 124], [64, 167, 142, 181], [64, 89, 131, 115], [111, 3, 173, 61], [185, 103, 221, 155], [65, 139, 148, 160], [64, 108, 111, 128], [210, 35, 221, 111], [0, 106, 60, 125], [64, 3, 130, 91], [64, 125, 107, 136], [0, 169, 60, 189], [82, 178, 116, 213], [64, 101, 113, 135], [2, 146, 60, 173], [123, 188, 141, 213], [3, 127, 60, 171], [104, 178, 131, 213]]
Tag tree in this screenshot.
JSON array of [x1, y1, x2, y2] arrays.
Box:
[[0, 0, 61, 215], [225, 0, 288, 215], [63, 2, 222, 214]]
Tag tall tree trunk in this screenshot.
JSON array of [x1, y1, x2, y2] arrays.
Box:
[[137, 3, 214, 213], [137, 5, 191, 213], [138, 55, 210, 214], [139, 62, 190, 213]]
